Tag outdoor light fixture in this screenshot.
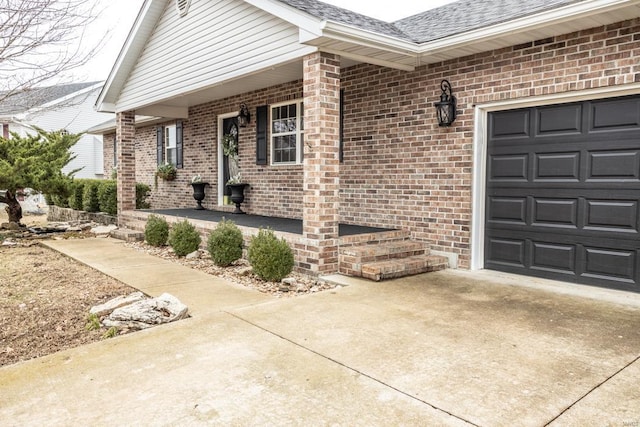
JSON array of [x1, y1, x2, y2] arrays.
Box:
[[237, 103, 251, 127], [434, 79, 457, 127]]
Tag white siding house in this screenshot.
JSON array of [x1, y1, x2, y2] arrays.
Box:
[[2, 83, 111, 179]]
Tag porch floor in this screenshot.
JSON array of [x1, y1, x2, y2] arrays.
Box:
[[147, 208, 393, 236]]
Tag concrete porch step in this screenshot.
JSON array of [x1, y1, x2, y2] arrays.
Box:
[[110, 228, 144, 242], [361, 255, 449, 281]]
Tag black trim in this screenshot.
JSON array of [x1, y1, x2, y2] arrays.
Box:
[[256, 105, 268, 165], [176, 120, 183, 168], [156, 126, 164, 165], [340, 89, 344, 163]]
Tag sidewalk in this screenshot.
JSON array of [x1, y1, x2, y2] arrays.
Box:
[[1, 238, 639, 426]]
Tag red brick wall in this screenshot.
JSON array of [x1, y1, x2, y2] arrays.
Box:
[[113, 18, 640, 269]]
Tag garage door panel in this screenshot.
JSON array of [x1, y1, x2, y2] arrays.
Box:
[[486, 197, 527, 224], [591, 97, 640, 131], [536, 104, 582, 135], [531, 242, 576, 273], [582, 247, 636, 284], [486, 238, 525, 267], [534, 152, 580, 181], [533, 199, 578, 228], [584, 200, 638, 232], [588, 150, 640, 180], [490, 110, 530, 138], [486, 95, 640, 292], [488, 154, 528, 181]]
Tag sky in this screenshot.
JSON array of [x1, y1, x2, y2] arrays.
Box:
[[73, 0, 457, 82]]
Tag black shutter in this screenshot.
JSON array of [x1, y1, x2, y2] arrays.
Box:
[[113, 134, 117, 166], [156, 126, 164, 165], [176, 120, 183, 169], [340, 89, 344, 163], [256, 105, 268, 165]]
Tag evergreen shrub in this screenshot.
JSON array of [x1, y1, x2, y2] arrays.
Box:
[[144, 214, 169, 247], [248, 229, 294, 281], [207, 219, 243, 266], [168, 219, 201, 256]]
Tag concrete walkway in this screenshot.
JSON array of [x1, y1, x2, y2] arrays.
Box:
[[1, 238, 639, 426]]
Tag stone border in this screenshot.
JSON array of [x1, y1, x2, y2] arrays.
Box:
[[47, 206, 117, 226]]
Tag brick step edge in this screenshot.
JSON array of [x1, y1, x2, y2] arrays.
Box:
[[360, 255, 449, 282], [110, 228, 144, 242], [340, 240, 428, 257]]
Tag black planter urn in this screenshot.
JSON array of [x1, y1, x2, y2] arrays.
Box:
[[190, 182, 209, 210], [228, 183, 248, 214]]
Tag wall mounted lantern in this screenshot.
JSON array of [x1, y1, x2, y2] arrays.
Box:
[[237, 103, 251, 127], [434, 79, 457, 127]]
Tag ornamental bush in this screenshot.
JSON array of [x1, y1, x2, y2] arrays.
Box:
[[144, 214, 169, 247], [82, 180, 100, 212], [248, 228, 294, 282], [168, 219, 201, 257], [207, 219, 243, 267], [68, 179, 85, 210], [98, 180, 117, 215], [135, 183, 151, 209]]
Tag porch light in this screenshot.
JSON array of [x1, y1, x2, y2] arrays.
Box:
[[434, 79, 456, 127], [238, 103, 251, 127]]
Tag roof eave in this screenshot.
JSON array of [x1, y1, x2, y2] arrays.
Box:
[[416, 0, 640, 61]]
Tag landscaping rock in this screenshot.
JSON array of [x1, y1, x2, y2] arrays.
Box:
[[186, 250, 200, 259], [102, 293, 188, 330], [90, 224, 118, 236], [2, 239, 18, 247], [89, 291, 146, 317]]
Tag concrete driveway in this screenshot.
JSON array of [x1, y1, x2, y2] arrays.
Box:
[[1, 239, 639, 426]]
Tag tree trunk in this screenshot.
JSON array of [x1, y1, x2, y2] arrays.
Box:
[[2, 190, 23, 224]]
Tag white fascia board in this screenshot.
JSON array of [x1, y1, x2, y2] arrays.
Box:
[[320, 22, 417, 56], [243, 0, 323, 36], [95, 0, 163, 112], [416, 0, 639, 55]]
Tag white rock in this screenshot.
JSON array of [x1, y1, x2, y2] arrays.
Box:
[[281, 277, 297, 285], [2, 239, 18, 246], [90, 291, 146, 317], [102, 293, 188, 330], [90, 225, 118, 235], [186, 250, 200, 259]]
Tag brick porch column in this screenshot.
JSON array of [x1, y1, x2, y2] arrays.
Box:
[[302, 52, 340, 275], [116, 111, 136, 220]]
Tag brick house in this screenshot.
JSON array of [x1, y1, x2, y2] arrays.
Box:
[[96, 0, 640, 292]]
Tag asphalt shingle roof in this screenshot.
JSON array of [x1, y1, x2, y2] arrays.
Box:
[[278, 0, 584, 43], [0, 82, 99, 116]]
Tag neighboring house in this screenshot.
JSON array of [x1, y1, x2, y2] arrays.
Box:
[[96, 0, 640, 292], [0, 82, 108, 179]]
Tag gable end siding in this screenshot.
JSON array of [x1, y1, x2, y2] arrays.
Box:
[[117, 0, 314, 111]]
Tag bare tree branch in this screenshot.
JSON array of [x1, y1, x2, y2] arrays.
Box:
[[0, 0, 103, 107]]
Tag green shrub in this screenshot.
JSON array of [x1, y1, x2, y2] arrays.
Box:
[[144, 214, 169, 247], [82, 180, 101, 212], [207, 219, 243, 266], [67, 180, 85, 210], [136, 183, 151, 209], [51, 193, 69, 208], [248, 229, 294, 281], [44, 193, 54, 206], [98, 180, 117, 215], [168, 220, 201, 256]]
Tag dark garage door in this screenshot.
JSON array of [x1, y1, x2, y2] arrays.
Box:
[[485, 95, 640, 292]]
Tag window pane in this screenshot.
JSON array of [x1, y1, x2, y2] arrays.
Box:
[[165, 125, 176, 148], [166, 148, 176, 166]]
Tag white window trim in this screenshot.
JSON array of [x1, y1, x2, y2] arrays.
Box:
[[164, 124, 177, 166], [270, 99, 304, 166]]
